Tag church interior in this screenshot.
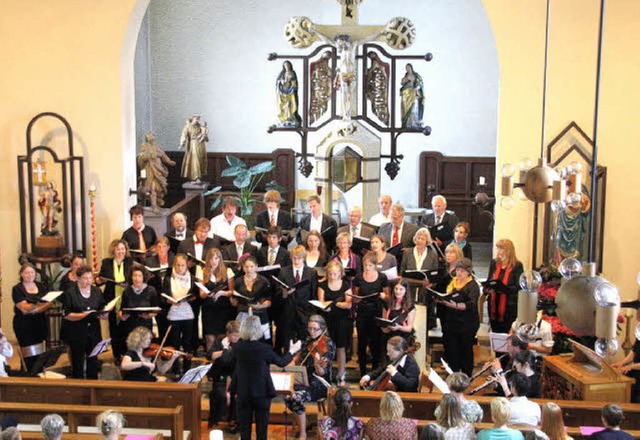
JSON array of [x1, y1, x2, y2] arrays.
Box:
[[1, 0, 640, 439]]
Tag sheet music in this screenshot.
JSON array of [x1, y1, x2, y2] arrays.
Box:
[[89, 338, 111, 357], [195, 281, 210, 294], [40, 290, 64, 302], [270, 372, 292, 392], [102, 296, 120, 312], [441, 358, 454, 375], [381, 266, 398, 280], [428, 368, 450, 394], [489, 332, 510, 353]]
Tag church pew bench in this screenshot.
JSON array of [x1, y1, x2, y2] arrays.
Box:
[[327, 389, 640, 430], [20, 434, 163, 440], [0, 377, 200, 439], [0, 402, 184, 439]]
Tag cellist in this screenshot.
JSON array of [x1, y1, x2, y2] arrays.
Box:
[[284, 314, 336, 440], [359, 336, 419, 392]]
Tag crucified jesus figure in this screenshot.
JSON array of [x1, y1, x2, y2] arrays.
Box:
[[310, 27, 382, 121]]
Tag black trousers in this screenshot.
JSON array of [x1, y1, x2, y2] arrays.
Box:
[[168, 319, 194, 371], [208, 380, 236, 424], [442, 324, 477, 377], [236, 395, 271, 440], [68, 333, 100, 379], [356, 315, 382, 376]]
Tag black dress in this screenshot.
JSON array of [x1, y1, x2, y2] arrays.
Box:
[[12, 282, 48, 348], [234, 275, 271, 326], [202, 276, 236, 336], [385, 304, 416, 344], [121, 350, 156, 382], [61, 285, 105, 379], [319, 279, 351, 349], [486, 259, 524, 334], [119, 284, 159, 338], [353, 272, 388, 375], [98, 257, 133, 359]]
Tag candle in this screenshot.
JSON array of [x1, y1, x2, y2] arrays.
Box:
[[140, 169, 147, 179], [479, 176, 486, 185]]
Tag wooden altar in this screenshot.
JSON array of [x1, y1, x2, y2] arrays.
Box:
[[541, 341, 634, 402]]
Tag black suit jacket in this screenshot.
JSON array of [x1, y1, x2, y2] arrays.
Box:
[[297, 213, 338, 254], [424, 211, 459, 245], [257, 246, 291, 268], [165, 228, 194, 254], [122, 226, 157, 251], [277, 265, 318, 310], [222, 242, 258, 262], [230, 340, 293, 399], [144, 253, 174, 294], [255, 209, 294, 245], [379, 221, 418, 250], [337, 223, 377, 239], [177, 236, 220, 259], [98, 257, 133, 302]]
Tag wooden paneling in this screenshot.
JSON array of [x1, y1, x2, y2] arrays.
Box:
[[419, 152, 496, 242]]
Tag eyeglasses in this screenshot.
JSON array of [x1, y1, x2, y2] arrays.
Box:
[[307, 326, 321, 332]]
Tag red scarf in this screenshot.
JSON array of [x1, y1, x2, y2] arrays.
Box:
[[490, 261, 512, 323]]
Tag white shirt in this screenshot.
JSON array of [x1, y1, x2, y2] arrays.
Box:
[[174, 229, 187, 240], [369, 212, 391, 227], [193, 234, 205, 259], [508, 396, 541, 426], [267, 209, 279, 225], [267, 246, 280, 265], [511, 315, 554, 357], [349, 223, 361, 239], [209, 214, 246, 242], [309, 213, 323, 232]]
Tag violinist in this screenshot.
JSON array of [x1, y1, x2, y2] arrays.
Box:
[[118, 266, 159, 341], [434, 257, 479, 377], [382, 280, 416, 345], [120, 326, 179, 381], [207, 320, 240, 430], [284, 314, 336, 440], [359, 336, 419, 392]]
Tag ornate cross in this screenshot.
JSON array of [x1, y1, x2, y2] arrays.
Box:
[[32, 160, 47, 184]]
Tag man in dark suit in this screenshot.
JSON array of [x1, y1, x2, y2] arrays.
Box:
[[121, 205, 157, 259], [165, 212, 194, 254], [337, 205, 376, 239], [255, 190, 293, 246], [275, 245, 318, 355], [231, 316, 301, 440], [256, 226, 291, 268], [296, 194, 338, 254], [378, 203, 418, 263], [222, 224, 258, 263], [423, 194, 459, 249]]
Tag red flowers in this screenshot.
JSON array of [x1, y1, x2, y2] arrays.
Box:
[[542, 314, 578, 337]]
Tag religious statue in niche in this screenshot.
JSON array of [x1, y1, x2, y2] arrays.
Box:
[[137, 132, 176, 212], [276, 61, 302, 127], [365, 52, 389, 125], [179, 115, 209, 182], [400, 63, 425, 128], [38, 181, 62, 236], [553, 181, 591, 264], [309, 51, 333, 124]]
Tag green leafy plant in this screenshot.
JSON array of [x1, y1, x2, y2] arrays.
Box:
[[204, 155, 286, 218]]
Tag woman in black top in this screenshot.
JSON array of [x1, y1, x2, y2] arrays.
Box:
[[481, 239, 524, 334], [12, 263, 52, 371], [145, 236, 174, 340], [200, 248, 236, 352], [98, 239, 133, 360], [303, 230, 329, 272], [120, 326, 178, 382], [352, 252, 389, 376], [118, 266, 159, 341], [317, 260, 353, 383], [59, 254, 85, 293], [434, 258, 480, 377], [231, 256, 272, 343], [62, 265, 107, 379], [381, 280, 416, 345]]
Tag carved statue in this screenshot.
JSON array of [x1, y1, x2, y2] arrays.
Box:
[[400, 63, 424, 128], [38, 181, 62, 236], [309, 51, 333, 124], [276, 61, 302, 127], [179, 115, 209, 182], [138, 132, 176, 212], [365, 52, 390, 125]]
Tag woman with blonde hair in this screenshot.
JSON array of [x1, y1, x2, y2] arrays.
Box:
[[362, 391, 417, 440], [481, 239, 524, 334], [96, 410, 124, 440], [120, 326, 178, 381], [477, 397, 524, 440], [540, 402, 572, 440], [200, 247, 235, 351], [434, 394, 476, 439]]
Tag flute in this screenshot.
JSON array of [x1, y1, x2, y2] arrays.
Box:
[[469, 353, 508, 382], [469, 369, 512, 395]]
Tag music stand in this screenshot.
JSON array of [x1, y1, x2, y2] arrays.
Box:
[[179, 363, 212, 384]]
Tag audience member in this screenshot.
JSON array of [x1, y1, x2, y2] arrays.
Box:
[[434, 393, 476, 439], [97, 410, 124, 440], [40, 413, 64, 440], [369, 195, 393, 226], [507, 373, 541, 426], [210, 196, 246, 243], [477, 397, 524, 440], [421, 423, 445, 440], [539, 402, 572, 440], [0, 427, 21, 440], [0, 328, 14, 378], [434, 372, 483, 423], [362, 391, 418, 440], [591, 404, 635, 440], [319, 388, 364, 440]]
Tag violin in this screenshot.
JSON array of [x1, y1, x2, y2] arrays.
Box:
[[143, 343, 191, 361], [299, 328, 329, 367]]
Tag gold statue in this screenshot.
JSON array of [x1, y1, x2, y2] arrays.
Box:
[[179, 115, 209, 182], [138, 132, 176, 212]]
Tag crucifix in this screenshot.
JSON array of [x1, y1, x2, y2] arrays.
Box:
[[32, 160, 47, 184], [284, 0, 415, 121]]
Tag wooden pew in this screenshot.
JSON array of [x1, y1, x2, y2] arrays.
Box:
[[0, 377, 200, 439], [0, 402, 179, 439], [327, 389, 640, 430], [20, 434, 163, 440]]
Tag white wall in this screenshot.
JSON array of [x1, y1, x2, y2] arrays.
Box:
[[136, 0, 499, 208]]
